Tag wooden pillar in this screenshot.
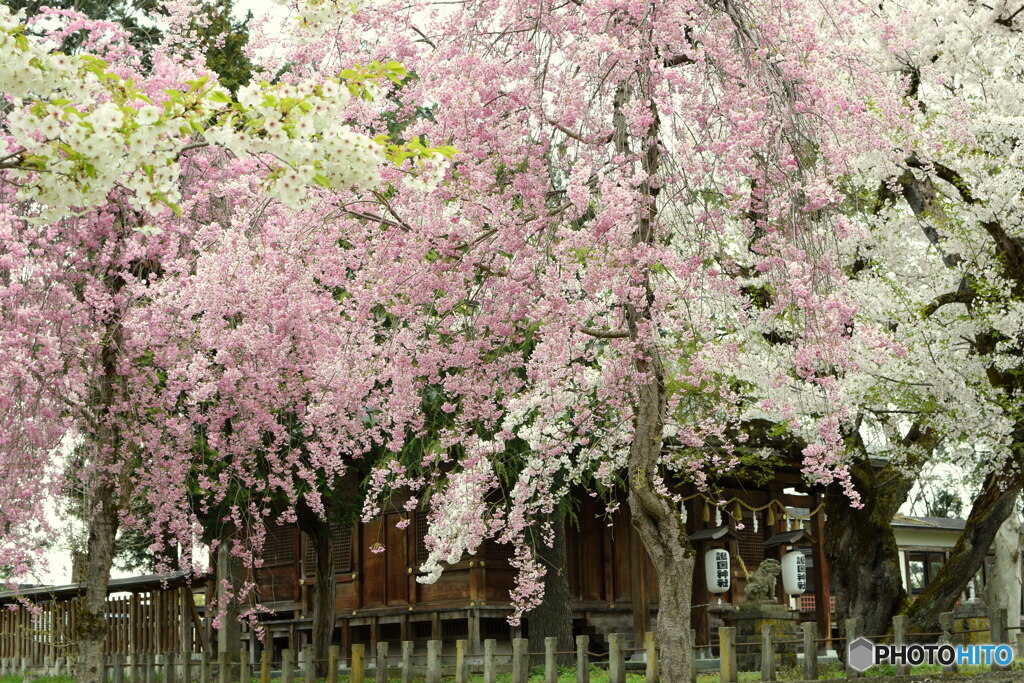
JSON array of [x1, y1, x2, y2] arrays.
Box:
[[303, 645, 314, 683], [844, 618, 862, 679], [216, 543, 242, 663], [575, 635, 589, 683], [351, 644, 365, 683], [689, 495, 709, 648], [281, 649, 294, 683], [327, 646, 338, 683], [812, 501, 831, 647], [468, 608, 481, 654], [511, 638, 527, 683], [430, 613, 440, 642], [240, 647, 251, 683], [375, 642, 388, 683], [455, 639, 468, 683], [761, 624, 775, 682], [543, 637, 556, 683], [401, 641, 413, 683], [483, 639, 497, 683], [608, 633, 625, 683], [261, 648, 271, 683], [644, 632, 658, 683], [425, 640, 440, 683], [718, 627, 737, 683], [802, 621, 817, 680], [893, 614, 909, 676]]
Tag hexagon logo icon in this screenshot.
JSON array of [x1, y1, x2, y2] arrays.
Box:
[[847, 637, 876, 672]]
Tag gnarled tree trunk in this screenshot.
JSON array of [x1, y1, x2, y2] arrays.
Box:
[[904, 466, 1022, 633], [527, 507, 574, 669], [824, 461, 913, 646]]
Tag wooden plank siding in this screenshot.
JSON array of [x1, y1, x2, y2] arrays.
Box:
[[0, 576, 202, 666]]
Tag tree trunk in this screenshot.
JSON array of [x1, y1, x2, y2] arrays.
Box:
[[77, 308, 127, 683], [299, 514, 335, 678], [824, 461, 912, 646], [527, 507, 574, 669], [625, 297, 694, 681], [614, 53, 695, 682], [76, 484, 119, 683], [905, 467, 1022, 633], [629, 484, 695, 683]]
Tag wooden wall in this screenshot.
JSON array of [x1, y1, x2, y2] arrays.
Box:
[[0, 585, 202, 665]]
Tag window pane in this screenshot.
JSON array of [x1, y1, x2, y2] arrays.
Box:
[[908, 560, 925, 594]]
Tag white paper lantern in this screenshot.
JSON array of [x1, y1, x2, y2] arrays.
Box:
[[782, 550, 808, 595], [705, 548, 731, 594]]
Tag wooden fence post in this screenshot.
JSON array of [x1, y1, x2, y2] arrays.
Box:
[[990, 606, 1008, 643], [240, 647, 251, 683], [164, 651, 176, 683], [454, 639, 467, 683], [844, 618, 862, 679], [401, 641, 413, 683], [544, 637, 557, 683], [261, 648, 271, 683], [113, 653, 125, 683], [608, 633, 625, 683], [802, 621, 817, 680], [719, 627, 738, 683], [575, 634, 589, 683], [328, 645, 339, 683], [376, 641, 389, 683], [199, 652, 210, 683], [645, 632, 658, 683], [761, 624, 775, 682], [991, 607, 1009, 671], [351, 643, 366, 683], [303, 645, 315, 683], [484, 639, 497, 683], [182, 651, 192, 683], [893, 614, 909, 676], [511, 638, 527, 683], [146, 653, 156, 683], [425, 640, 440, 683], [281, 649, 294, 683], [939, 612, 957, 674], [218, 651, 230, 683], [689, 628, 697, 683]]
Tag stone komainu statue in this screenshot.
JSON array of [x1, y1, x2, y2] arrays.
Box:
[[744, 558, 782, 603]]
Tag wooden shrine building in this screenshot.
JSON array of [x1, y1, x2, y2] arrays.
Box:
[[0, 467, 834, 664], [241, 468, 833, 658]]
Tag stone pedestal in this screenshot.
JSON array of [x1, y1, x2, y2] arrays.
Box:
[[952, 600, 990, 645], [723, 602, 800, 672]]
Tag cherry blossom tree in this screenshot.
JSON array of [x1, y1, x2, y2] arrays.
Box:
[[0, 4, 448, 681], [260, 0, 915, 678], [847, 0, 1024, 634]]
